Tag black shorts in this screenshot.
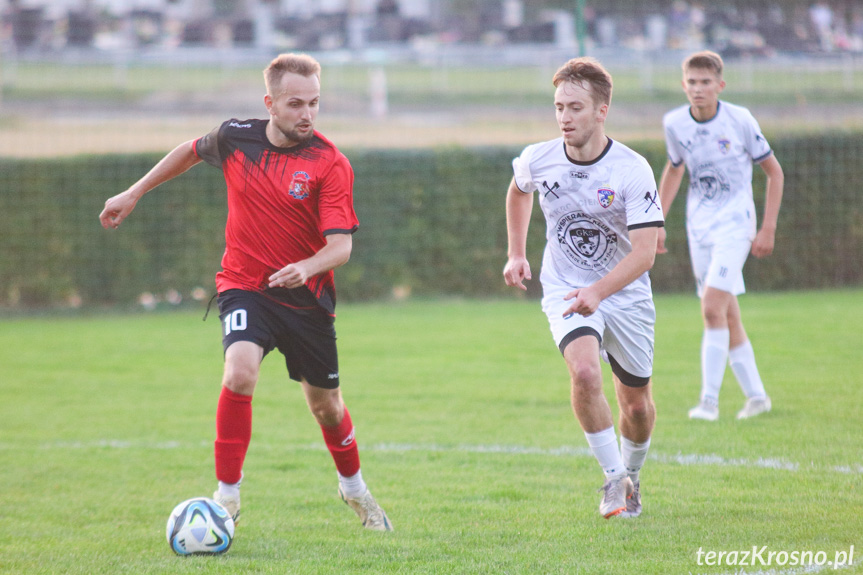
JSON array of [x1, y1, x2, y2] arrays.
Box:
[[217, 289, 340, 389]]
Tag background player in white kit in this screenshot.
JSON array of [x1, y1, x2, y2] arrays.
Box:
[[504, 57, 664, 518], [657, 50, 784, 421]]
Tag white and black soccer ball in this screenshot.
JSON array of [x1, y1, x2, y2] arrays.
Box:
[[166, 497, 235, 555]]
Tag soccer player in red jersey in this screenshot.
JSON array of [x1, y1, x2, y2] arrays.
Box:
[[99, 53, 392, 531]]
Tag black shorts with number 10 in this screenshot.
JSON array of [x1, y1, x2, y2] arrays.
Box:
[[217, 289, 340, 389]]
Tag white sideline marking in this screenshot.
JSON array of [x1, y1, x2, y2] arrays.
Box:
[[694, 562, 853, 575], [10, 440, 862, 475], [362, 443, 863, 475]]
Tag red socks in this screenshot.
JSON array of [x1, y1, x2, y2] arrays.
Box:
[[214, 388, 360, 482], [320, 407, 361, 477], [214, 386, 252, 484]]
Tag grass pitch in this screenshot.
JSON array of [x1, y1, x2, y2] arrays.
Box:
[[1, 290, 861, 574]]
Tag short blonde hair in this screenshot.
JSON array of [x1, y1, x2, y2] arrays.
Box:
[[552, 57, 613, 106], [264, 53, 321, 96], [683, 50, 723, 77]]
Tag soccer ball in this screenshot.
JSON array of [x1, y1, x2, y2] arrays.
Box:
[[166, 497, 235, 555]]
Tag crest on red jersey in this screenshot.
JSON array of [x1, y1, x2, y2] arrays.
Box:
[[288, 171, 311, 200]]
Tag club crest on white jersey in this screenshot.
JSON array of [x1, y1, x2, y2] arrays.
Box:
[[512, 137, 663, 307], [556, 211, 618, 271], [692, 162, 731, 211]]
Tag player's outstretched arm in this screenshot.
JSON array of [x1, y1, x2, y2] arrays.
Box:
[[503, 178, 534, 291], [656, 160, 685, 254], [751, 154, 784, 258], [99, 140, 201, 229]]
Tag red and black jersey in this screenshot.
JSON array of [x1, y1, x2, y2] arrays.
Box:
[[193, 119, 358, 315]]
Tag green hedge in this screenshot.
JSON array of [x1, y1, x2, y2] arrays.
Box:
[[1, 135, 861, 310]]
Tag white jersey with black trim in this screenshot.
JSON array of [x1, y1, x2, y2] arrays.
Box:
[[663, 100, 773, 242], [512, 137, 664, 307]]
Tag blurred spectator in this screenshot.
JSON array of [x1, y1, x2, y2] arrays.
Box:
[[376, 0, 399, 17], [131, 10, 163, 46], [851, 9, 863, 51], [10, 4, 45, 50], [668, 0, 690, 49], [66, 10, 97, 47], [703, 6, 734, 52], [689, 3, 706, 46], [2, 1, 861, 56], [373, 0, 402, 42], [1, 0, 18, 48], [759, 5, 802, 52], [809, 0, 834, 51], [644, 13, 667, 51]]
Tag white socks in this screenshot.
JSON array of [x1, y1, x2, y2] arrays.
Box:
[[702, 329, 768, 402], [701, 328, 730, 402], [621, 436, 651, 483], [729, 340, 767, 398], [585, 426, 625, 478], [586, 427, 652, 482], [338, 470, 368, 498]]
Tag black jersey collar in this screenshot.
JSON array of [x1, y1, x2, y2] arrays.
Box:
[[563, 137, 613, 166]]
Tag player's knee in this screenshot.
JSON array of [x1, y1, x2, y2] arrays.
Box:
[[307, 395, 343, 427], [222, 363, 258, 395], [569, 363, 603, 394], [621, 396, 654, 423], [702, 289, 734, 324], [701, 303, 727, 327]]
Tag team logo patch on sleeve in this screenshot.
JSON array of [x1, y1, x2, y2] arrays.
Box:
[[643, 190, 662, 213], [288, 171, 311, 200], [597, 187, 615, 208]]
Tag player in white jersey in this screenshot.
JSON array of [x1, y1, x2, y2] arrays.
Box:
[[504, 57, 664, 519], [657, 50, 784, 421]]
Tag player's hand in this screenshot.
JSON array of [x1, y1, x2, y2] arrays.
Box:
[[751, 227, 775, 258], [99, 191, 139, 229], [503, 257, 532, 291], [656, 226, 668, 254], [269, 263, 309, 289], [563, 286, 601, 317]]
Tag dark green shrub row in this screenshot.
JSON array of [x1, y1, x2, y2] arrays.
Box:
[[1, 135, 860, 310]]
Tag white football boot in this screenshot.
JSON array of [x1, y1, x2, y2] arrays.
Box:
[[213, 491, 241, 524], [688, 398, 719, 421], [338, 486, 393, 531], [619, 479, 642, 518], [598, 475, 633, 519], [737, 396, 772, 419]]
